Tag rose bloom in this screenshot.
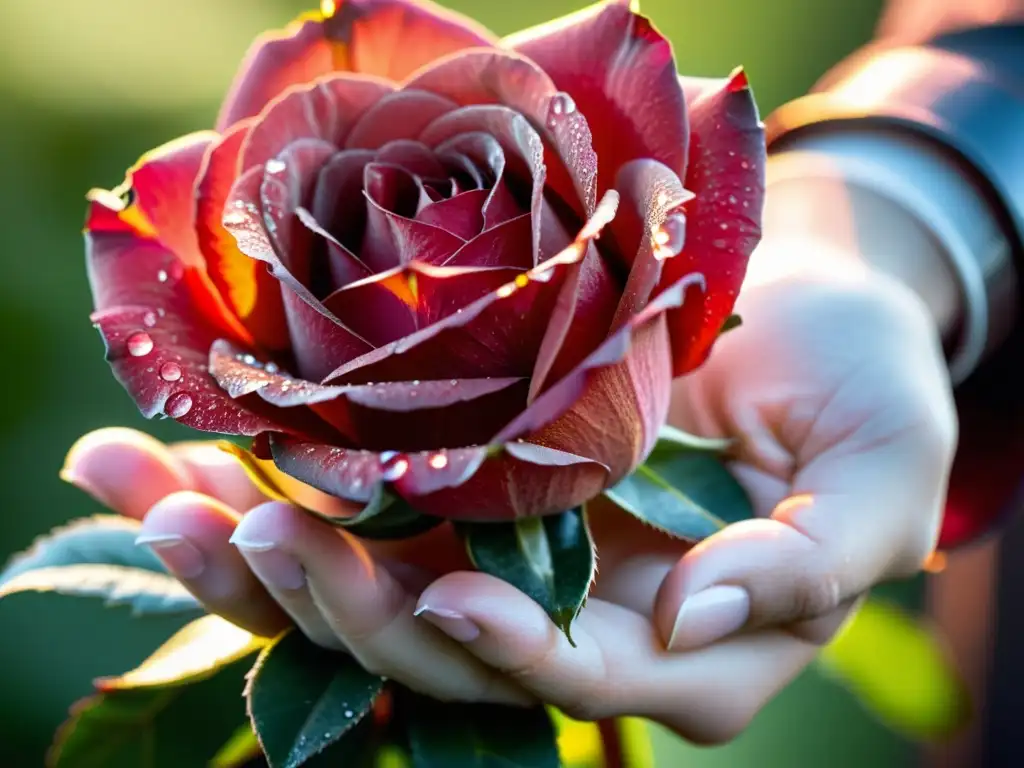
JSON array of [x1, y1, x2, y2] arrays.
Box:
[[85, 0, 763, 521]]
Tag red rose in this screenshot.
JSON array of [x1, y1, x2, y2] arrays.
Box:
[[85, 0, 763, 522]]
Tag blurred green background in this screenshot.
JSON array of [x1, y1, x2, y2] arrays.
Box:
[[0, 0, 915, 765]]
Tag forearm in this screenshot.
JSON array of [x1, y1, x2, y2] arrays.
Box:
[[753, 128, 1015, 384]]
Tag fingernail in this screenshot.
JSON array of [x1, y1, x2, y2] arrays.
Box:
[[229, 531, 306, 591], [668, 585, 750, 651], [414, 605, 481, 643], [136, 534, 205, 579]]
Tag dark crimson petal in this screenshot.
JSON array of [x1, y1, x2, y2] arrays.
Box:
[[375, 139, 446, 178], [407, 50, 598, 217], [217, 2, 496, 131], [434, 132, 522, 227], [269, 436, 609, 521], [526, 241, 619, 400], [86, 135, 252, 346], [322, 191, 618, 383], [224, 166, 373, 382], [346, 89, 459, 149], [505, 0, 688, 193], [414, 189, 487, 240], [664, 69, 764, 375], [295, 207, 372, 288], [441, 214, 533, 269], [421, 106, 571, 265], [211, 339, 526, 449], [240, 74, 394, 174], [311, 148, 375, 275], [88, 233, 313, 437], [259, 138, 337, 287], [494, 272, 706, 483], [362, 164, 465, 270], [322, 262, 522, 345], [196, 120, 290, 351], [607, 158, 693, 331]]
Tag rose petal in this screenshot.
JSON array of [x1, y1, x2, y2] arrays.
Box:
[[346, 89, 459, 149], [494, 272, 706, 482], [211, 339, 527, 450], [362, 163, 466, 270], [375, 139, 447, 178], [322, 262, 522, 345], [196, 120, 290, 351], [504, 0, 688, 193], [414, 189, 487, 240], [224, 165, 373, 382], [88, 232, 309, 437], [607, 158, 693, 331], [322, 190, 619, 384], [421, 105, 570, 265], [295, 207, 372, 289], [217, 1, 495, 131], [434, 132, 523, 227], [269, 435, 608, 521], [441, 213, 533, 269], [86, 136, 251, 345], [407, 49, 598, 217], [665, 69, 764, 375], [311, 148, 376, 282], [240, 74, 394, 174]]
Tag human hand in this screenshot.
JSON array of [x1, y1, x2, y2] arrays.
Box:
[[61, 262, 955, 743]]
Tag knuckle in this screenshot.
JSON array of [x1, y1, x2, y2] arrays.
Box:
[[556, 692, 609, 723], [786, 570, 842, 621], [671, 703, 757, 746]]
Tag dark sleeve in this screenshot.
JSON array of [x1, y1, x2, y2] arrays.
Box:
[[765, 23, 1024, 549]]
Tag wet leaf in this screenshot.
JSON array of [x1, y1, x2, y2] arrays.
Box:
[[246, 628, 385, 768], [458, 508, 595, 645], [406, 695, 559, 768]]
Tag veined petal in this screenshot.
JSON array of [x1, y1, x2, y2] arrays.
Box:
[[346, 89, 459, 149], [196, 120, 290, 351], [269, 436, 608, 521], [217, 1, 496, 131], [504, 0, 688, 193], [665, 69, 764, 375]]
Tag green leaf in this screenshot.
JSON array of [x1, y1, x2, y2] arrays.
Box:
[[210, 725, 262, 768], [246, 628, 386, 768], [604, 427, 753, 542], [47, 658, 252, 768], [406, 696, 559, 768], [96, 615, 264, 692], [0, 564, 201, 615], [0, 514, 165, 585], [458, 508, 595, 645], [220, 441, 442, 540], [817, 597, 970, 740], [719, 313, 743, 335]]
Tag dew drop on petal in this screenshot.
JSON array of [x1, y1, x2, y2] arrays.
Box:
[[142, 311, 158, 328], [165, 392, 193, 418], [496, 283, 516, 299], [159, 362, 182, 382], [157, 269, 168, 283], [653, 213, 686, 261], [380, 451, 409, 482], [429, 453, 449, 470], [126, 332, 154, 357], [265, 158, 287, 174], [343, 710, 354, 719]]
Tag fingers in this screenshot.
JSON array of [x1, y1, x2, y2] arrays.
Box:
[[417, 571, 819, 744], [169, 441, 267, 512], [655, 406, 955, 650], [230, 502, 534, 707], [136, 491, 288, 637], [61, 428, 194, 519]]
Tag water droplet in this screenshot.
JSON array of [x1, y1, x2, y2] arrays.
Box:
[[264, 362, 280, 374], [496, 283, 516, 299], [343, 710, 354, 719], [727, 194, 738, 205], [142, 311, 158, 327], [265, 158, 287, 174], [380, 452, 409, 482], [157, 269, 168, 283], [550, 92, 576, 116], [165, 392, 193, 418], [126, 332, 154, 357], [242, 354, 257, 366], [223, 211, 247, 226], [411, 380, 420, 386], [719, 222, 729, 230], [159, 362, 182, 382], [429, 453, 449, 470], [740, 161, 750, 170], [157, 308, 166, 317], [449, 379, 459, 386]]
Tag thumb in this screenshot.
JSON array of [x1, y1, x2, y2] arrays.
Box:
[[654, 419, 953, 650]]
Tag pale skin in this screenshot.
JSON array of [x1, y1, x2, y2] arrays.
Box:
[[60, 142, 960, 743]]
